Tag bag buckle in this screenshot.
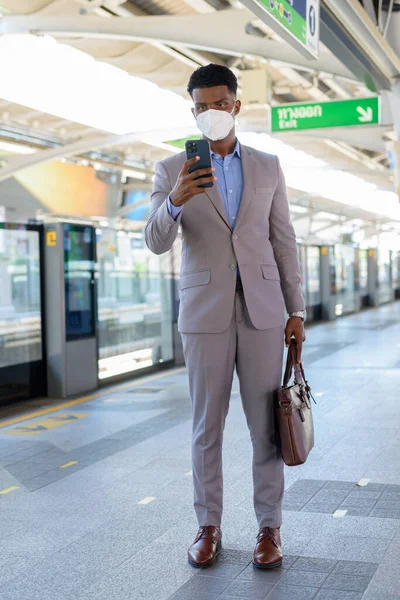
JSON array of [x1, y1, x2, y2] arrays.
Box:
[[278, 399, 292, 409]]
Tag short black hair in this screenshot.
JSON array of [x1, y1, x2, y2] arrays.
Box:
[[187, 64, 238, 97]]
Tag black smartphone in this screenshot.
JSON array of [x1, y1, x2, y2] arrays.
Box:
[[185, 139, 213, 188]]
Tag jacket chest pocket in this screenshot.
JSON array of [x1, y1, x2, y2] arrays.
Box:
[[252, 188, 274, 223]]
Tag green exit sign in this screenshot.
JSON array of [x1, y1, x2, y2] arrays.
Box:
[[271, 97, 380, 132]]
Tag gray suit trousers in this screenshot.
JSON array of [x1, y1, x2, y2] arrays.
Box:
[[181, 285, 285, 529]]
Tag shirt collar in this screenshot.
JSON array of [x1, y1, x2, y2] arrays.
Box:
[[211, 139, 241, 159], [233, 139, 241, 158]]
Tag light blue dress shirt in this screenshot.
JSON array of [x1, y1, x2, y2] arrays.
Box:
[[167, 139, 244, 230]]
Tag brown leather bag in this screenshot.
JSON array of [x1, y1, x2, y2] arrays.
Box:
[[276, 339, 315, 466]]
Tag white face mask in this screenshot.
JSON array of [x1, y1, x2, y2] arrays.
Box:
[[195, 107, 235, 141]]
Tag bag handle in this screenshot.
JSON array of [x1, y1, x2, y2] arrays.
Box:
[[283, 339, 305, 387], [283, 339, 316, 404]]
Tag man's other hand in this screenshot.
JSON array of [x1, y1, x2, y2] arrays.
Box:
[[285, 317, 305, 364]]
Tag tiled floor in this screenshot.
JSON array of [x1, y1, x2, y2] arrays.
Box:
[[0, 302, 400, 599], [283, 479, 400, 518], [169, 553, 378, 599]]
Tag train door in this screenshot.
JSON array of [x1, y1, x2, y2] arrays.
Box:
[[305, 245, 322, 321], [334, 243, 356, 316], [0, 223, 46, 405]]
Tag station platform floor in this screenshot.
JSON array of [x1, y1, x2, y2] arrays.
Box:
[[0, 302, 400, 600]]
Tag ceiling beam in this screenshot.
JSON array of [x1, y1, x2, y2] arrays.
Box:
[[104, 0, 218, 68], [0, 12, 357, 82], [13, 109, 43, 121], [291, 208, 318, 221], [0, 125, 191, 181], [276, 125, 393, 154], [311, 216, 354, 235], [360, 0, 377, 25], [322, 0, 400, 83]]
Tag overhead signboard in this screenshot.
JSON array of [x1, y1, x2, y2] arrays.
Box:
[[240, 0, 319, 59], [271, 97, 380, 132]]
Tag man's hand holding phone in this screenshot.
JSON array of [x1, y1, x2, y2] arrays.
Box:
[[170, 156, 216, 207]]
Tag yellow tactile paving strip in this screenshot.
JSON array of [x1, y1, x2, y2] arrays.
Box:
[[0, 367, 186, 430], [3, 414, 88, 436]]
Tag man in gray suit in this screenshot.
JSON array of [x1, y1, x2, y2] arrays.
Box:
[[145, 64, 305, 570]]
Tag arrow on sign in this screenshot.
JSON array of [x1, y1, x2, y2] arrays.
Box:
[[48, 415, 78, 422], [356, 106, 373, 122]]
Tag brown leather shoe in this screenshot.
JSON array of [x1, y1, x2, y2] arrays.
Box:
[[187, 526, 222, 568], [252, 527, 283, 569]]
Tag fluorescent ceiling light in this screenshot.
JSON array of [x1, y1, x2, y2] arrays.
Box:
[[0, 141, 37, 154], [0, 34, 194, 135], [237, 132, 400, 222], [290, 205, 309, 213], [315, 212, 341, 221], [149, 142, 183, 154], [122, 168, 147, 180]]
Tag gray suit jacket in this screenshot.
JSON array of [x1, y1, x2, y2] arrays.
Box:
[[145, 144, 305, 334]]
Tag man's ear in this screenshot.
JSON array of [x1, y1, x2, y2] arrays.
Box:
[[191, 107, 195, 118], [234, 99, 241, 117]]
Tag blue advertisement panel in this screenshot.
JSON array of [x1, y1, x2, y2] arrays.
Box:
[[64, 224, 96, 340], [124, 189, 151, 222]]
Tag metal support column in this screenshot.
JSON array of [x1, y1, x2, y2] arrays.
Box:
[[320, 246, 336, 321], [354, 246, 362, 313], [367, 248, 379, 307], [387, 77, 400, 197], [391, 77, 400, 139]]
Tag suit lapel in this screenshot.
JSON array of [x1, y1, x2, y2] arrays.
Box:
[[205, 179, 231, 230], [235, 144, 256, 229]]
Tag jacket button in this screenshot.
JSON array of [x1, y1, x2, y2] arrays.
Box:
[[230, 263, 236, 270], [232, 234, 238, 240]]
